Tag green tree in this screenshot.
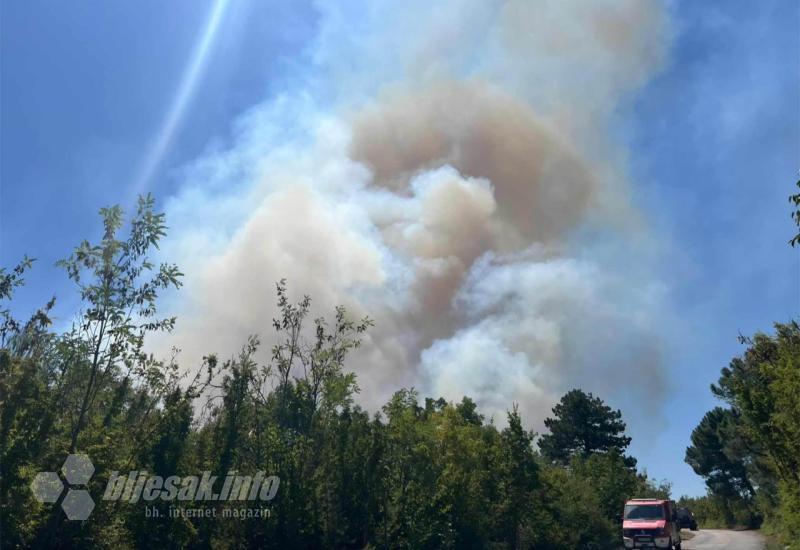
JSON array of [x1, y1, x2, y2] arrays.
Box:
[[538, 389, 635, 467], [55, 194, 183, 453], [789, 178, 800, 247], [494, 407, 541, 548], [684, 407, 757, 526], [711, 325, 800, 485], [698, 324, 800, 539]]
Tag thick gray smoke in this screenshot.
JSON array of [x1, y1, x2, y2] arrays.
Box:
[[154, 0, 671, 435]]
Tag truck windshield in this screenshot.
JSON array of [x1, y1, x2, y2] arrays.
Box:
[[624, 504, 665, 520]]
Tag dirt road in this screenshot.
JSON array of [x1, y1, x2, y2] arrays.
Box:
[[681, 529, 764, 550]]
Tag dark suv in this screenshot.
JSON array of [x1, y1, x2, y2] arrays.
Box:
[[676, 508, 698, 531]]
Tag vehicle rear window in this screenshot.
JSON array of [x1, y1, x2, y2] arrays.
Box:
[[624, 504, 665, 520]]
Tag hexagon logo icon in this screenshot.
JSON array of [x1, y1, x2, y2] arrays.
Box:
[[61, 489, 95, 521], [30, 454, 96, 520], [62, 454, 94, 485], [31, 472, 64, 503]]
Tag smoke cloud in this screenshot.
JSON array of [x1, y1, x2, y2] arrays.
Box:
[[154, 0, 671, 435]]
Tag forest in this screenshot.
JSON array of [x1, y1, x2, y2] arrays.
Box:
[[1, 188, 798, 548], [0, 196, 670, 549], [680, 323, 800, 546]]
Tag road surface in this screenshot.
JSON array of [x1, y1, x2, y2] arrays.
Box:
[[681, 529, 764, 550]]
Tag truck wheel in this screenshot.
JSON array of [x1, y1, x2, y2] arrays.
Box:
[[674, 544, 681, 550]]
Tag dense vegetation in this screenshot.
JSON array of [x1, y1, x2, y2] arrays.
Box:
[[0, 196, 672, 549], [682, 182, 800, 547], [683, 323, 800, 545]]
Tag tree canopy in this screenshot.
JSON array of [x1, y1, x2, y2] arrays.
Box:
[[538, 389, 635, 468], [0, 197, 670, 549]]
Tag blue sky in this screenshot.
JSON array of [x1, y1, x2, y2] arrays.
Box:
[[622, 0, 799, 495], [1, 0, 797, 497], [1, 0, 317, 314]]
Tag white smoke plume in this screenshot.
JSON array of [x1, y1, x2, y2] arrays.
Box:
[[154, 0, 671, 435]]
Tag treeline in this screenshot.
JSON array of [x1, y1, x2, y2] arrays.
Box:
[[1, 197, 670, 549], [683, 323, 800, 544], [682, 182, 800, 547]]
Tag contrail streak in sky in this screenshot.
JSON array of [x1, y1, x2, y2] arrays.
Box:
[[130, 0, 232, 197]]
